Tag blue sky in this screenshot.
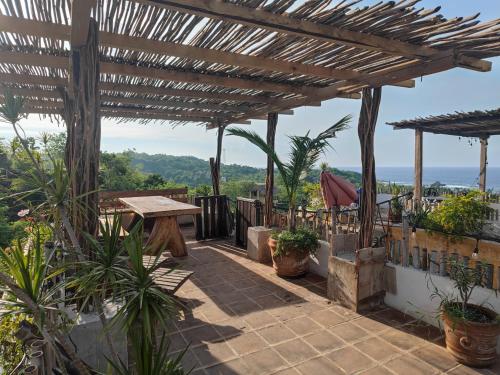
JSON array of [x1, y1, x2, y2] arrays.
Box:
[[1, 0, 499, 168]]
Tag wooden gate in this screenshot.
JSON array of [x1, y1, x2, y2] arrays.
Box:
[[194, 195, 233, 240], [235, 197, 263, 248]]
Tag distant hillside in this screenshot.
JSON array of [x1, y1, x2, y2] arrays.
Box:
[[129, 152, 361, 187]]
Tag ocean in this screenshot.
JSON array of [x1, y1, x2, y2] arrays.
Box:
[[342, 166, 500, 192]]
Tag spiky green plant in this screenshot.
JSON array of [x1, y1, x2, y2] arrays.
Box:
[[108, 334, 189, 375], [228, 116, 351, 231]]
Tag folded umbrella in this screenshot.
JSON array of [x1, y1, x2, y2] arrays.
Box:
[[320, 170, 358, 209]]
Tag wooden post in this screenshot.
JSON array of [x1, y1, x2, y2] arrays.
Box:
[[61, 18, 100, 251], [265, 113, 278, 227], [479, 137, 488, 193], [357, 87, 382, 250], [211, 123, 225, 196], [414, 129, 423, 206]]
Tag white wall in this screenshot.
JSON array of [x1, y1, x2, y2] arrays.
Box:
[[309, 240, 329, 278], [384, 264, 500, 352]]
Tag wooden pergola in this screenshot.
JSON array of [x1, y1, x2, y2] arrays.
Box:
[[389, 108, 500, 200], [1, 0, 499, 249]]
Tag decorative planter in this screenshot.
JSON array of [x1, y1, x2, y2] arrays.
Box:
[[268, 237, 309, 277], [442, 303, 500, 368]]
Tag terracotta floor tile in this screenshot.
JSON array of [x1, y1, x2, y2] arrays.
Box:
[[241, 349, 288, 375], [302, 331, 344, 353], [371, 308, 416, 326], [270, 367, 301, 375], [167, 332, 188, 353], [385, 355, 440, 375], [309, 309, 347, 327], [295, 357, 344, 374], [330, 322, 370, 343], [273, 338, 318, 364], [257, 323, 296, 345], [225, 332, 267, 355], [182, 325, 223, 346], [326, 346, 375, 374], [205, 358, 251, 375], [202, 306, 234, 323], [213, 319, 248, 339], [227, 298, 262, 316], [283, 316, 322, 336], [382, 328, 425, 351], [412, 344, 458, 371], [244, 311, 278, 329], [354, 336, 400, 361], [446, 365, 494, 374], [351, 317, 389, 333], [192, 341, 236, 368], [358, 366, 395, 375], [254, 294, 288, 310]]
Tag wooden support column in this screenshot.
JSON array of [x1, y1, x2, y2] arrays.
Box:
[[414, 129, 423, 205], [211, 124, 225, 196], [265, 113, 278, 227], [61, 17, 100, 251], [479, 137, 488, 193], [357, 87, 382, 250]]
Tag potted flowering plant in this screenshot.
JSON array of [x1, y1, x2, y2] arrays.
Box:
[[228, 116, 350, 276]]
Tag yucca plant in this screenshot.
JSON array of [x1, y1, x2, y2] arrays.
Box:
[[0, 224, 58, 316], [108, 334, 189, 375], [228, 116, 351, 231], [109, 222, 176, 346]]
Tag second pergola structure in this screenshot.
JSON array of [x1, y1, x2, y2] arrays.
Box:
[[0, 0, 500, 250], [389, 108, 500, 201]]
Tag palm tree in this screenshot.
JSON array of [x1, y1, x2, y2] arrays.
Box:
[[227, 115, 351, 232]]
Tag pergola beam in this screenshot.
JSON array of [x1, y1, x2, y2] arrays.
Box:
[[479, 137, 488, 193], [227, 51, 492, 124], [70, 0, 97, 47], [414, 129, 423, 205], [138, 0, 489, 72], [0, 15, 416, 88]]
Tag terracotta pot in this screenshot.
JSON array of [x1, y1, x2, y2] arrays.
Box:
[[268, 237, 309, 277], [441, 303, 500, 368]]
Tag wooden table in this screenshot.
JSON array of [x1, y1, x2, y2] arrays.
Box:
[[119, 196, 201, 256]]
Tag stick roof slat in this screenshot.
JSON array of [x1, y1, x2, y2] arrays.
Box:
[[0, 0, 498, 125]]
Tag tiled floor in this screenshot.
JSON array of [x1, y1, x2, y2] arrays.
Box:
[[164, 232, 499, 375]]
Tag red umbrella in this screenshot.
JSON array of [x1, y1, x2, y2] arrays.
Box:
[[320, 170, 358, 209]]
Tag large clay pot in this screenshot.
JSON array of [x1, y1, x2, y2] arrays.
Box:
[[442, 303, 500, 368], [268, 237, 309, 277]]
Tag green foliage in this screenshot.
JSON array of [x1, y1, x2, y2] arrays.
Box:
[[272, 227, 319, 257], [99, 151, 146, 191], [407, 206, 430, 229], [192, 184, 212, 197], [0, 314, 29, 373], [220, 180, 256, 201], [109, 334, 189, 375], [430, 259, 499, 323], [0, 224, 56, 315], [228, 116, 351, 231], [301, 182, 323, 210], [426, 191, 492, 237]]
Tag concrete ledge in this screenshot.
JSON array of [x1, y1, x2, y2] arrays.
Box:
[[247, 226, 272, 263]]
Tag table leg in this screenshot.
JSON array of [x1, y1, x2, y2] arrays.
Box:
[[145, 216, 187, 257]]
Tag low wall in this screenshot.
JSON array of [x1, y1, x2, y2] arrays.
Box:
[[384, 264, 500, 353], [309, 240, 329, 277], [388, 226, 500, 289]]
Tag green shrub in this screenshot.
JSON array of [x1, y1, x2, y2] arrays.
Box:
[[426, 191, 492, 237], [0, 314, 29, 373], [272, 227, 319, 257]]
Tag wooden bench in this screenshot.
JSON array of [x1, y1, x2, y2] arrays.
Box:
[[143, 255, 193, 295]]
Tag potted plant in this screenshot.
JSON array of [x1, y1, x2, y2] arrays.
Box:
[[430, 259, 500, 367], [228, 116, 350, 276], [389, 197, 403, 223]]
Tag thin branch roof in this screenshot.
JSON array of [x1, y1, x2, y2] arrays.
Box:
[[0, 0, 499, 127], [388, 108, 500, 137]]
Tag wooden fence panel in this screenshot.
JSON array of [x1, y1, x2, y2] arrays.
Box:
[[235, 198, 263, 248], [194, 195, 232, 241]]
